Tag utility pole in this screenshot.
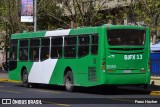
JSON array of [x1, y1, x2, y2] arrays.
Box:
[[34, 0, 37, 32]]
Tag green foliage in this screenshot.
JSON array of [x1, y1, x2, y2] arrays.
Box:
[[0, 0, 30, 49], [61, 0, 114, 27], [128, 0, 160, 31], [0, 0, 6, 31], [37, 0, 69, 30], [125, 0, 160, 43]]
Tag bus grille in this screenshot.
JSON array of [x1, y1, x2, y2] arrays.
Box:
[[88, 67, 96, 82]]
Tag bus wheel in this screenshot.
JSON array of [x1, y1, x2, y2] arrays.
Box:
[[22, 69, 29, 87], [64, 71, 74, 92]]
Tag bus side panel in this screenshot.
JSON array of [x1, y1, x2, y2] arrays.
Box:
[[49, 28, 105, 87], [48, 59, 68, 85], [146, 28, 150, 84], [9, 62, 33, 81], [49, 57, 98, 86]]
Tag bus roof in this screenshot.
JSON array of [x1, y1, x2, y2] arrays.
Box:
[[11, 25, 148, 39], [104, 24, 147, 29]]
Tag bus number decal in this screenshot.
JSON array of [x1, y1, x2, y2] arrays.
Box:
[[124, 55, 142, 60]]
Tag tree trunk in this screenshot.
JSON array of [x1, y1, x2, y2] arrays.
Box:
[[152, 33, 157, 44]]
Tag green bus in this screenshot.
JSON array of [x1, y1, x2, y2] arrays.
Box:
[[9, 24, 150, 91]]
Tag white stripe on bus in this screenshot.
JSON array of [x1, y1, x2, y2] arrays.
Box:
[[29, 29, 71, 83], [28, 59, 58, 84]]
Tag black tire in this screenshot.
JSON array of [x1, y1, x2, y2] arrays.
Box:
[[22, 69, 29, 87], [64, 71, 74, 92]]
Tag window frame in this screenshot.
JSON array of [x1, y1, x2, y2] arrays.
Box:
[[64, 36, 77, 58], [107, 29, 146, 46], [29, 38, 40, 62], [40, 37, 50, 61], [10, 39, 18, 61], [91, 34, 98, 55], [51, 36, 63, 59], [78, 35, 90, 58], [19, 39, 29, 61]]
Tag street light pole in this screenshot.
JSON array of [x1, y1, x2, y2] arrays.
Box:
[[34, 0, 37, 32]]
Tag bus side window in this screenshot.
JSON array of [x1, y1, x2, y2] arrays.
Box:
[[19, 39, 28, 61], [41, 38, 50, 61], [11, 51, 16, 60], [51, 37, 63, 59], [20, 48, 28, 60], [10, 40, 18, 60], [30, 38, 40, 61], [91, 34, 98, 55], [78, 35, 90, 57], [64, 36, 76, 58]]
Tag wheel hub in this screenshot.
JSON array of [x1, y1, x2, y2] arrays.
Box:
[[23, 74, 27, 83], [66, 77, 72, 89]]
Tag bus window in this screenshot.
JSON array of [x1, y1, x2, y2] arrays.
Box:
[[91, 34, 98, 54], [51, 37, 62, 59], [20, 39, 28, 47], [41, 38, 50, 61], [78, 35, 90, 57], [10, 48, 16, 60], [20, 48, 28, 60], [30, 39, 40, 61], [107, 29, 145, 46], [19, 39, 28, 61], [64, 36, 76, 45], [64, 36, 76, 58], [10, 40, 18, 60]]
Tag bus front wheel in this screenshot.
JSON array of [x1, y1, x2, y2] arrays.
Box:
[[64, 71, 74, 92], [22, 70, 29, 87]]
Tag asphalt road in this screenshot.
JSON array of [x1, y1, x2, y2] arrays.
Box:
[[0, 82, 160, 107]]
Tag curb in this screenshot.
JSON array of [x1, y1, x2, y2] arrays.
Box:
[[0, 78, 21, 83], [151, 77, 160, 80], [150, 91, 160, 96]]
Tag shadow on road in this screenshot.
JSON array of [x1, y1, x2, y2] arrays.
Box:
[[16, 83, 157, 95], [74, 86, 151, 95]]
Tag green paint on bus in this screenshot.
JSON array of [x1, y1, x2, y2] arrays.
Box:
[[9, 25, 150, 90]]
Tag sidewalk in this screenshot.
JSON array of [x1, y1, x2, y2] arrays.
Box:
[[150, 76, 160, 86], [0, 72, 8, 79], [0, 71, 21, 82]]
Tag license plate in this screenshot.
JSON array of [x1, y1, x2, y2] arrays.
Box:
[[123, 70, 131, 73]]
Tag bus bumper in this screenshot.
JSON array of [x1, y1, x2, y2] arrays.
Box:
[[101, 73, 150, 85]]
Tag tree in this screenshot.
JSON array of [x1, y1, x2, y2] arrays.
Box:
[[37, 0, 67, 30], [1, 0, 29, 34], [127, 0, 160, 44], [60, 0, 112, 27], [0, 0, 31, 52], [36, 0, 124, 29]]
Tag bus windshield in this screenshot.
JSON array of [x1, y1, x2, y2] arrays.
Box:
[[107, 29, 145, 46]]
